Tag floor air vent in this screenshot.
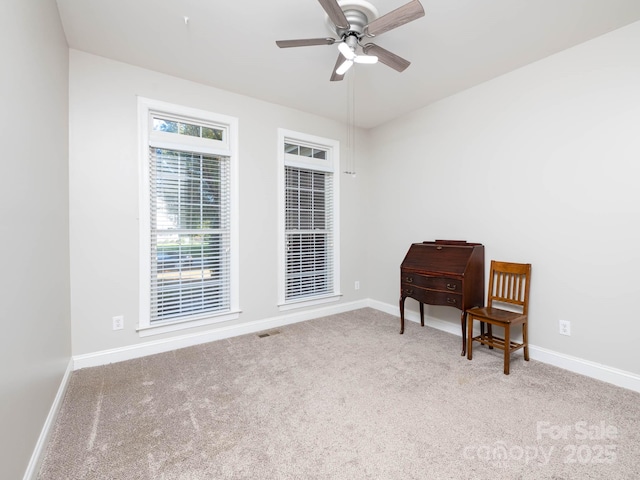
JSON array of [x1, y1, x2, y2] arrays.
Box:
[[257, 330, 281, 338]]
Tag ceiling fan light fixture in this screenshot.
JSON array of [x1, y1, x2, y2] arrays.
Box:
[[336, 59, 354, 75], [338, 41, 356, 60], [354, 54, 378, 64]]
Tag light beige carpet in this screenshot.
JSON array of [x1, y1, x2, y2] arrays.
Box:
[[39, 308, 640, 479]]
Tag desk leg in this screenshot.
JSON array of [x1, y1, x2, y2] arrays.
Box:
[[399, 296, 405, 334], [419, 302, 424, 327], [460, 311, 467, 356]]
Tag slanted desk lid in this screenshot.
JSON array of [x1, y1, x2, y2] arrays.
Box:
[[401, 241, 483, 275]]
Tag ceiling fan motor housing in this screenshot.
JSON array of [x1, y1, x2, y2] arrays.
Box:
[[327, 0, 379, 39]]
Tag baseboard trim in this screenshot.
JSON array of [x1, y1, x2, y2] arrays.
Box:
[[73, 299, 369, 370], [367, 299, 640, 393], [367, 299, 463, 336], [23, 359, 74, 480], [527, 345, 640, 393], [72, 298, 640, 393]]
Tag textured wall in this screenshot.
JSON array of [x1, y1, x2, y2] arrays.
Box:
[[0, 1, 71, 478]]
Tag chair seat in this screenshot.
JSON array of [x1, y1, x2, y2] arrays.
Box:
[[467, 306, 526, 324]]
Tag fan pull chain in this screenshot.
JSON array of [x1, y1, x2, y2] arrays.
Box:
[[344, 67, 356, 176]]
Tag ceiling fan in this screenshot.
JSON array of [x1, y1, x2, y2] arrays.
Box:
[[276, 0, 425, 81]]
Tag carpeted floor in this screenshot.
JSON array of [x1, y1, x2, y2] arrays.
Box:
[[38, 308, 640, 479]]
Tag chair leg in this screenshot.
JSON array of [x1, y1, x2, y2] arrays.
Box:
[[503, 324, 510, 375], [488, 324, 494, 349], [523, 320, 529, 361], [467, 315, 474, 360]]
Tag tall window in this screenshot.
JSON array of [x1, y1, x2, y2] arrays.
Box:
[[278, 129, 340, 308], [139, 98, 238, 335]]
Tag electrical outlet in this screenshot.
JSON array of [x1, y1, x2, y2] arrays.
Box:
[[112, 315, 124, 331], [559, 319, 571, 336], [354, 281, 360, 290]]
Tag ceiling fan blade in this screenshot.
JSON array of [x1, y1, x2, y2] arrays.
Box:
[[317, 0, 350, 29], [276, 38, 336, 48], [330, 53, 347, 82], [362, 44, 411, 72], [364, 0, 425, 37]]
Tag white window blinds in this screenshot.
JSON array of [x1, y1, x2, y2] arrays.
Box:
[[149, 147, 231, 323], [284, 144, 335, 301]]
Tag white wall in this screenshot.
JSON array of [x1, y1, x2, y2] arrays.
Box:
[[68, 51, 369, 356], [67, 17, 640, 375], [0, 1, 71, 478], [366, 21, 640, 374]]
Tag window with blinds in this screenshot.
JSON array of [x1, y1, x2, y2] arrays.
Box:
[[139, 98, 238, 333], [285, 166, 333, 300], [279, 130, 340, 306], [149, 148, 230, 323]]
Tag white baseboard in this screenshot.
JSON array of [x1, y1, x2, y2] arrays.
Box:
[[527, 345, 640, 393], [367, 299, 464, 337], [73, 299, 369, 370], [72, 298, 640, 393], [23, 359, 74, 480], [368, 299, 640, 394]]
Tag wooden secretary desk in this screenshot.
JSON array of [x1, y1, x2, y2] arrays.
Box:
[[399, 240, 484, 355]]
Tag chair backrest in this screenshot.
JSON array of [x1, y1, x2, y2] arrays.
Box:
[[487, 261, 532, 315]]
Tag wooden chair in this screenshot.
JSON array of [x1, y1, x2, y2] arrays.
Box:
[[466, 261, 531, 374]]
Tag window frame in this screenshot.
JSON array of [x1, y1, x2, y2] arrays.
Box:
[[138, 97, 239, 336], [277, 128, 341, 310]]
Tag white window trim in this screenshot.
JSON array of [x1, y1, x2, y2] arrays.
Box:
[[277, 128, 341, 310], [138, 97, 240, 336]]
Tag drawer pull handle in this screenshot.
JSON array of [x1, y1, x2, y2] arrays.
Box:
[[446, 283, 457, 291], [446, 298, 457, 305], [405, 289, 414, 295], [406, 277, 413, 283]]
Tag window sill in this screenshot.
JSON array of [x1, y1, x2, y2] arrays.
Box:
[[278, 293, 342, 312], [137, 310, 241, 337]]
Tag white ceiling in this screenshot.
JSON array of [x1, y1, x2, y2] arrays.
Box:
[[56, 0, 640, 129]]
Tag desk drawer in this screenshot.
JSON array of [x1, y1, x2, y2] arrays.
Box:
[[402, 286, 463, 309], [401, 272, 461, 293]]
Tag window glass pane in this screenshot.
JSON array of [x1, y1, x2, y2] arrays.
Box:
[[153, 118, 178, 133], [299, 146, 313, 157], [285, 143, 298, 155], [179, 122, 201, 137], [313, 149, 326, 159], [202, 126, 224, 141]]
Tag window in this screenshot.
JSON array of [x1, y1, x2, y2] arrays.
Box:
[[278, 129, 340, 309], [139, 98, 239, 335]]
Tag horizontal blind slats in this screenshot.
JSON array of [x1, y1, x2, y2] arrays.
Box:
[[284, 162, 333, 301], [150, 146, 231, 324]]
